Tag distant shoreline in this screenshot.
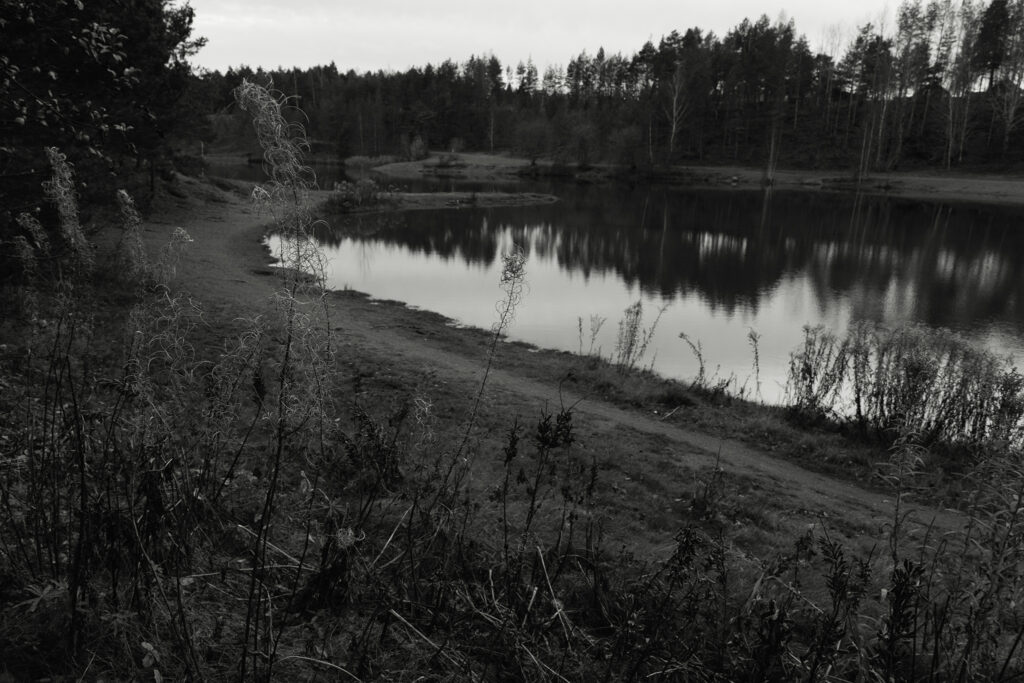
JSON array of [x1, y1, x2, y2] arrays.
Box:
[[370, 151, 1024, 207], [317, 190, 559, 213], [205, 149, 1024, 208]]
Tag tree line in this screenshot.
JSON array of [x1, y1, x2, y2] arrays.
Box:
[[198, 0, 1024, 173]]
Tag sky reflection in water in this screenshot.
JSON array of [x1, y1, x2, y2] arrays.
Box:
[[269, 184, 1024, 404]]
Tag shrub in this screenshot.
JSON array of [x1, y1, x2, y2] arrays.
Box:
[[325, 178, 382, 212], [613, 300, 666, 373]]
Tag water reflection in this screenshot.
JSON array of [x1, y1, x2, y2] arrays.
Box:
[[277, 185, 1024, 403], [314, 188, 1024, 329]]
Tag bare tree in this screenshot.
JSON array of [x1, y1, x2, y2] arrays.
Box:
[[662, 61, 691, 159], [992, 0, 1024, 155]]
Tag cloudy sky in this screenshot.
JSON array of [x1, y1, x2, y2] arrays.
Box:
[[186, 0, 895, 74]]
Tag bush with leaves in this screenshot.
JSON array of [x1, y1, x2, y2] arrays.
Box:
[[0, 0, 204, 236]]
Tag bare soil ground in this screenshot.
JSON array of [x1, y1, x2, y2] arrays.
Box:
[[142, 173, 967, 566]]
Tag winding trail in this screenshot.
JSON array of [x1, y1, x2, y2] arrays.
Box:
[[343, 306, 966, 550]]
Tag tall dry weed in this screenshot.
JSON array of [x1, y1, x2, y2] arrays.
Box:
[[42, 147, 92, 275], [232, 78, 339, 680], [114, 189, 149, 283], [613, 300, 665, 373], [787, 322, 1024, 453], [455, 245, 527, 461]]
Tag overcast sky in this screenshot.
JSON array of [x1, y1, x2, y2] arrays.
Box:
[[186, 0, 896, 74]]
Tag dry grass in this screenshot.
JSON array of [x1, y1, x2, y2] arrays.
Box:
[[787, 322, 1024, 457]]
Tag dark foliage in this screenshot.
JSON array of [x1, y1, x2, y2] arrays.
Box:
[[194, 4, 1024, 174], [0, 0, 204, 252]]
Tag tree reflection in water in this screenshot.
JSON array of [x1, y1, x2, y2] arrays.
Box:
[[281, 185, 1024, 403]]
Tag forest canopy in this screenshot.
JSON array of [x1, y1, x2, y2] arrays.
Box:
[[198, 0, 1024, 172]]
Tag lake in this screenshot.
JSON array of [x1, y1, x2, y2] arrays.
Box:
[[220, 162, 1024, 404]]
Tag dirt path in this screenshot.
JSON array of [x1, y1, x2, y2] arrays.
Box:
[[329, 292, 965, 551], [147, 175, 967, 558]]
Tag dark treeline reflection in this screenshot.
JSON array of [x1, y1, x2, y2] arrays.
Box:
[[312, 186, 1024, 333]]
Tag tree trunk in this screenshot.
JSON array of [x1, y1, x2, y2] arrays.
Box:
[[958, 95, 971, 163], [358, 111, 365, 155], [858, 107, 875, 182], [764, 118, 780, 185], [946, 97, 955, 169], [648, 116, 654, 165], [876, 97, 889, 168], [918, 89, 931, 137]]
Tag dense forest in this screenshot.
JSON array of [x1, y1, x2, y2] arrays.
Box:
[[3, 0, 1023, 226], [197, 0, 1024, 173]]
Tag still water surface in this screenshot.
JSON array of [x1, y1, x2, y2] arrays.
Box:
[[249, 168, 1024, 404]]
